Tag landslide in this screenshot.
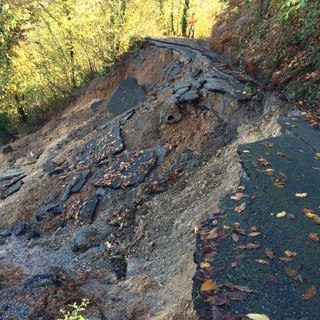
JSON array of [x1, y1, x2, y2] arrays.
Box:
[[0, 38, 288, 320]]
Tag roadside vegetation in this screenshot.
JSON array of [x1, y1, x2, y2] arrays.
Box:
[[0, 0, 224, 144], [210, 0, 320, 108]]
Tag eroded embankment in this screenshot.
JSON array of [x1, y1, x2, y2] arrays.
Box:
[[0, 39, 287, 319]]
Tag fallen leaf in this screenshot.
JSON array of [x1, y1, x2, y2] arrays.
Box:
[[206, 228, 219, 240], [238, 186, 246, 191], [246, 314, 270, 320], [274, 181, 285, 188], [207, 295, 228, 306], [234, 285, 257, 293], [302, 208, 320, 224], [243, 150, 251, 154], [226, 291, 247, 301], [284, 266, 300, 281], [309, 233, 320, 242], [285, 250, 297, 257], [223, 282, 235, 290], [255, 259, 269, 265], [235, 253, 247, 260], [251, 226, 257, 231], [231, 261, 238, 268], [265, 248, 274, 259], [230, 193, 243, 201], [302, 285, 317, 301], [234, 202, 246, 213], [315, 153, 320, 159], [232, 233, 240, 242], [276, 211, 287, 218], [295, 193, 307, 197], [200, 262, 211, 268], [279, 257, 293, 262], [238, 243, 261, 250], [256, 156, 270, 166], [262, 168, 274, 176], [265, 142, 274, 148], [247, 232, 262, 237], [266, 274, 278, 282], [277, 151, 288, 157], [287, 213, 295, 220], [200, 279, 220, 292]]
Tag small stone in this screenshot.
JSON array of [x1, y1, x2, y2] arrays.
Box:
[[26, 231, 40, 240], [72, 224, 97, 252], [2, 145, 13, 154], [0, 250, 7, 259], [13, 221, 28, 236]]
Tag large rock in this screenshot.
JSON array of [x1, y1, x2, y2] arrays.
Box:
[[71, 224, 97, 252]]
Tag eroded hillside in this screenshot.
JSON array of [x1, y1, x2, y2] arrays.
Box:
[[0, 39, 288, 319]]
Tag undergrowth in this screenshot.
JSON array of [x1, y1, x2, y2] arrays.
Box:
[[210, 0, 320, 107]]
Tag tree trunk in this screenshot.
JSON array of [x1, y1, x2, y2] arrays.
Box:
[[181, 0, 189, 37]]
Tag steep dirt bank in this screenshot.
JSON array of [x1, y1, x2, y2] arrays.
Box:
[[0, 38, 288, 319]]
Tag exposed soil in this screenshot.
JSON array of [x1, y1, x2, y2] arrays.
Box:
[[0, 38, 288, 320]]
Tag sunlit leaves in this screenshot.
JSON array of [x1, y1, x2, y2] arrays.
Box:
[[200, 279, 220, 292], [303, 208, 320, 224], [246, 314, 270, 320], [276, 211, 287, 218], [295, 193, 307, 197]]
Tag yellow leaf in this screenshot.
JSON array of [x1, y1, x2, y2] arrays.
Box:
[[302, 285, 317, 301], [246, 314, 270, 320], [315, 153, 320, 159], [276, 211, 287, 218], [295, 193, 307, 197], [200, 262, 211, 268], [200, 279, 220, 292]]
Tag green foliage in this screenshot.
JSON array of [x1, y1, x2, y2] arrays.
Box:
[[57, 298, 89, 320], [280, 0, 305, 20]]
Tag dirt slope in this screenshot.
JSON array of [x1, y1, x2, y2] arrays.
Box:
[[0, 38, 288, 320]]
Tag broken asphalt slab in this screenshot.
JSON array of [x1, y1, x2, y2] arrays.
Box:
[[193, 114, 320, 320]]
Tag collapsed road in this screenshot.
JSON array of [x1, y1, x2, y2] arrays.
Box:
[[1, 38, 317, 320]]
